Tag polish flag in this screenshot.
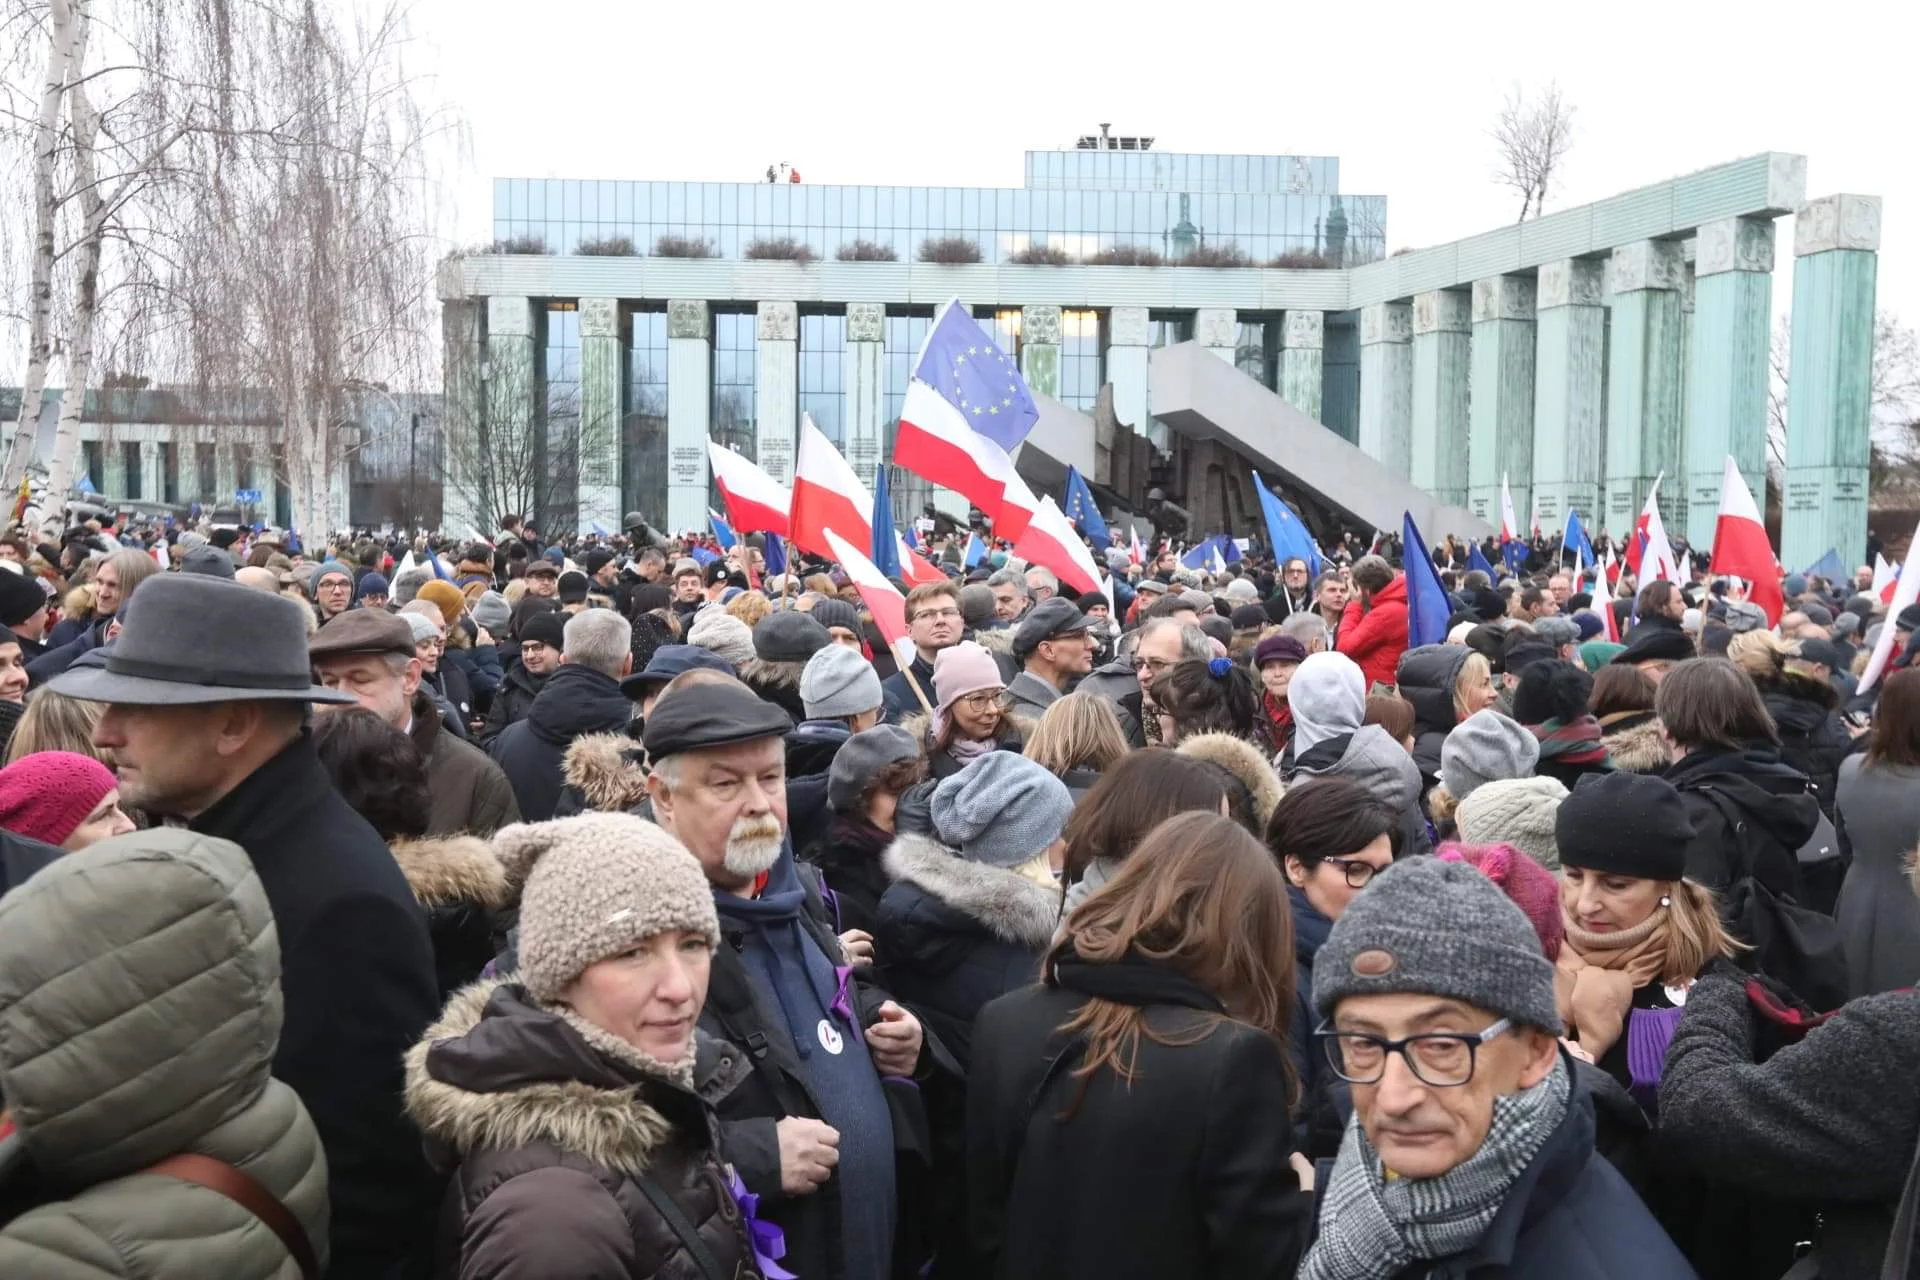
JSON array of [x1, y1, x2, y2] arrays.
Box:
[[1883, 567, 1904, 607], [823, 529, 917, 672], [152, 543, 170, 571], [1709, 455, 1782, 626], [1623, 476, 1681, 585], [896, 377, 1038, 544], [1129, 526, 1144, 566], [708, 441, 792, 538], [1873, 553, 1899, 604], [1011, 495, 1102, 595], [789, 417, 875, 560], [1862, 519, 1920, 692], [895, 534, 948, 587], [1499, 474, 1520, 543], [1528, 490, 1542, 541]]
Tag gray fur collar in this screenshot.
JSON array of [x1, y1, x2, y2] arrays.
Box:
[[882, 834, 1059, 946], [562, 732, 649, 812], [739, 658, 803, 690]]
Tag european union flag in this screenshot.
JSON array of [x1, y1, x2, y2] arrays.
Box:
[[963, 530, 986, 568], [1468, 543, 1495, 578], [708, 508, 738, 552], [1803, 547, 1844, 581], [871, 467, 901, 581], [688, 545, 720, 567], [763, 532, 787, 576], [1180, 535, 1242, 571], [913, 302, 1039, 453], [1063, 466, 1109, 546], [1251, 471, 1323, 577], [1502, 539, 1528, 577], [1403, 512, 1452, 648], [1562, 510, 1595, 568]]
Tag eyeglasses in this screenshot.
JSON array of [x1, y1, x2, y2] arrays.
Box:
[[1131, 655, 1175, 676], [913, 608, 961, 623], [957, 690, 1004, 712], [1323, 856, 1382, 889], [1316, 1017, 1512, 1087]]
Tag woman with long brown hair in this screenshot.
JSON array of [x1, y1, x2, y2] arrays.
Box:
[[968, 811, 1311, 1279]]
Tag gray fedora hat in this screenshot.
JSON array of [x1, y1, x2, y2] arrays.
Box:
[[47, 573, 356, 707]]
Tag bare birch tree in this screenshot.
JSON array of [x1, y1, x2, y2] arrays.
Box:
[[1492, 82, 1575, 223]]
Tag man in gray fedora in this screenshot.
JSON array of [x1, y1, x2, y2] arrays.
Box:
[[48, 572, 443, 1278]]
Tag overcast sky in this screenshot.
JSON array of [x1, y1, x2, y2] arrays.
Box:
[[414, 0, 1911, 330]]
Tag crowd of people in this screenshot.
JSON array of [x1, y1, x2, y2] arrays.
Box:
[[0, 503, 1917, 1279]]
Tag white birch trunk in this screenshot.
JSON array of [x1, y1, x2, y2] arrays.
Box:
[[44, 14, 104, 519]]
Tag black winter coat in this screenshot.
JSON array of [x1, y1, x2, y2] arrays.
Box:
[[0, 828, 59, 893], [873, 835, 1058, 1071], [407, 981, 762, 1280], [967, 954, 1311, 1279], [477, 662, 545, 746], [1754, 671, 1853, 819], [488, 663, 633, 821], [1396, 644, 1471, 789], [802, 813, 896, 938], [190, 735, 443, 1278], [426, 660, 476, 729], [1664, 747, 1821, 901]]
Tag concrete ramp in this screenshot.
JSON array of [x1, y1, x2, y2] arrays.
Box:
[[1150, 341, 1490, 541], [1013, 392, 1097, 497]]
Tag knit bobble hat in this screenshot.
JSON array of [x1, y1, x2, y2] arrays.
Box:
[[929, 752, 1074, 868], [1455, 775, 1568, 871], [1555, 771, 1694, 882], [686, 608, 756, 669], [800, 644, 883, 720], [1439, 709, 1539, 804], [1436, 842, 1566, 961], [494, 813, 719, 1004], [1313, 855, 1563, 1034], [0, 751, 119, 847]]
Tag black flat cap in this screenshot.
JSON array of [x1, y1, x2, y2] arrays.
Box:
[[643, 677, 792, 761], [1012, 596, 1090, 658]]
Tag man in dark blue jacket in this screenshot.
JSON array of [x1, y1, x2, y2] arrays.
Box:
[[488, 609, 633, 820], [1299, 856, 1695, 1279]]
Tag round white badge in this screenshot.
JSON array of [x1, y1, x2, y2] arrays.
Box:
[[817, 1018, 844, 1055], [1663, 982, 1691, 1007]]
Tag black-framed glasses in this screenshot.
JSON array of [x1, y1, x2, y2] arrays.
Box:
[[1316, 1017, 1512, 1087], [1323, 857, 1383, 889]]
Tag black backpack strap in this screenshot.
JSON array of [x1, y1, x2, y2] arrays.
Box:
[[635, 1174, 731, 1280]]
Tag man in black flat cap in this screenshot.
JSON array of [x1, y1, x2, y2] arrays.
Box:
[[48, 573, 442, 1279], [1002, 596, 1095, 719]]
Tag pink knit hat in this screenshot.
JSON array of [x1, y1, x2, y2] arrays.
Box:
[[933, 641, 1004, 713], [1436, 842, 1565, 962], [0, 752, 119, 847]]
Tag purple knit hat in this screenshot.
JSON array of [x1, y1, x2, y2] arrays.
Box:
[[0, 751, 118, 847]]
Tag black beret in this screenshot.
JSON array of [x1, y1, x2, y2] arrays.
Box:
[[0, 567, 48, 627], [643, 678, 792, 761], [1557, 772, 1694, 881]]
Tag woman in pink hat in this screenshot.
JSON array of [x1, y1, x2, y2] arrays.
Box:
[[0, 750, 135, 852]]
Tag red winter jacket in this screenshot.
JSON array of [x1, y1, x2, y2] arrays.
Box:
[[1337, 575, 1409, 693]]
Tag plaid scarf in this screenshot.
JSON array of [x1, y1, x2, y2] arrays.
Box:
[[1299, 1056, 1571, 1280], [1531, 715, 1612, 768]]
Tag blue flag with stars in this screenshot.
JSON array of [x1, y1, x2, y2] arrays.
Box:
[[1251, 470, 1323, 577], [763, 532, 786, 576], [1063, 466, 1109, 546], [871, 467, 902, 581], [1468, 543, 1496, 578], [914, 301, 1039, 453]]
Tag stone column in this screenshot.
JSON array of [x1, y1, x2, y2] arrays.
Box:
[[1108, 306, 1154, 450], [1531, 259, 1607, 529], [139, 439, 161, 505], [485, 296, 537, 528], [440, 298, 486, 535], [844, 303, 886, 492], [1357, 302, 1414, 478], [576, 297, 623, 534], [1021, 305, 1061, 398], [1605, 240, 1687, 535], [102, 438, 127, 501], [175, 432, 199, 506], [215, 442, 237, 506], [1469, 276, 1538, 525], [1410, 290, 1471, 507], [1685, 218, 1775, 548], [1280, 310, 1325, 420], [755, 302, 798, 485], [1195, 307, 1237, 364], [665, 299, 712, 534], [1782, 195, 1880, 574]]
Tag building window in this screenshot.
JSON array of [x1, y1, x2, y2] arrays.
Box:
[[712, 311, 757, 477], [233, 442, 254, 495], [196, 443, 217, 501], [122, 441, 142, 500], [1235, 318, 1279, 390], [1148, 312, 1193, 348], [537, 301, 580, 534], [160, 442, 177, 506], [798, 311, 846, 445], [1059, 309, 1104, 411], [978, 309, 1022, 362], [624, 305, 670, 529], [884, 310, 933, 524]]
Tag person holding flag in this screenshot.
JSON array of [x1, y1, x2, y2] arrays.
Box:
[[1335, 553, 1409, 693]]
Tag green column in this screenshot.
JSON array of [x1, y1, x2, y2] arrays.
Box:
[[103, 437, 128, 501], [844, 303, 886, 490], [1685, 217, 1775, 547], [1195, 307, 1237, 364], [1469, 276, 1537, 526], [1281, 310, 1324, 420], [1358, 302, 1413, 476], [577, 297, 623, 534], [1410, 289, 1470, 506], [665, 299, 711, 533], [1605, 240, 1687, 534], [1021, 305, 1061, 398], [1531, 258, 1606, 529], [1782, 194, 1880, 573], [755, 302, 798, 484]]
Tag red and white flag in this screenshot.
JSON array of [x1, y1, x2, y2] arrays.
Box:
[[1623, 476, 1681, 585], [1708, 455, 1782, 626], [823, 529, 916, 670], [789, 417, 875, 559], [1499, 474, 1520, 544], [894, 532, 948, 587], [708, 441, 792, 538], [1010, 495, 1102, 595], [1128, 526, 1144, 566], [1862, 519, 1920, 693], [1528, 490, 1542, 541]]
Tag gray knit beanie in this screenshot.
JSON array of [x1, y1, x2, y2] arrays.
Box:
[[1313, 855, 1563, 1034], [800, 644, 883, 720], [929, 751, 1074, 868], [494, 813, 719, 1004], [806, 597, 861, 636], [1455, 775, 1568, 871], [472, 590, 511, 637], [1439, 709, 1540, 803], [686, 608, 756, 669]]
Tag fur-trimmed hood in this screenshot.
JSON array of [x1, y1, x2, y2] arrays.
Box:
[[1600, 715, 1671, 774], [972, 627, 1017, 657], [391, 835, 513, 909], [561, 732, 649, 813], [882, 833, 1059, 947], [1177, 731, 1285, 829], [738, 657, 804, 691], [404, 977, 747, 1175]]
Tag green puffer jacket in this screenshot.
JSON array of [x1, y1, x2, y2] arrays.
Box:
[[0, 829, 330, 1278]]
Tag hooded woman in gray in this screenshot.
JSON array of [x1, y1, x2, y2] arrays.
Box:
[[1283, 650, 1432, 857]]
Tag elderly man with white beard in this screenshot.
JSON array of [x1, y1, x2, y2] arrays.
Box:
[[643, 675, 931, 1280]]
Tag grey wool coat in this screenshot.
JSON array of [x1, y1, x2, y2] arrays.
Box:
[[1834, 755, 1920, 997], [0, 830, 329, 1278]]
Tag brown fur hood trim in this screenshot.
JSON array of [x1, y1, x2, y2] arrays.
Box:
[[882, 834, 1059, 946], [562, 732, 649, 813], [1601, 718, 1672, 774], [899, 710, 1033, 749], [1177, 732, 1285, 828], [390, 836, 513, 909]]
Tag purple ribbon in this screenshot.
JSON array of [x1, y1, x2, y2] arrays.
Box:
[[728, 1168, 796, 1279], [830, 963, 858, 1029]]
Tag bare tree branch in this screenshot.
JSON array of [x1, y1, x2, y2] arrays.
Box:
[[1491, 81, 1575, 224]]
